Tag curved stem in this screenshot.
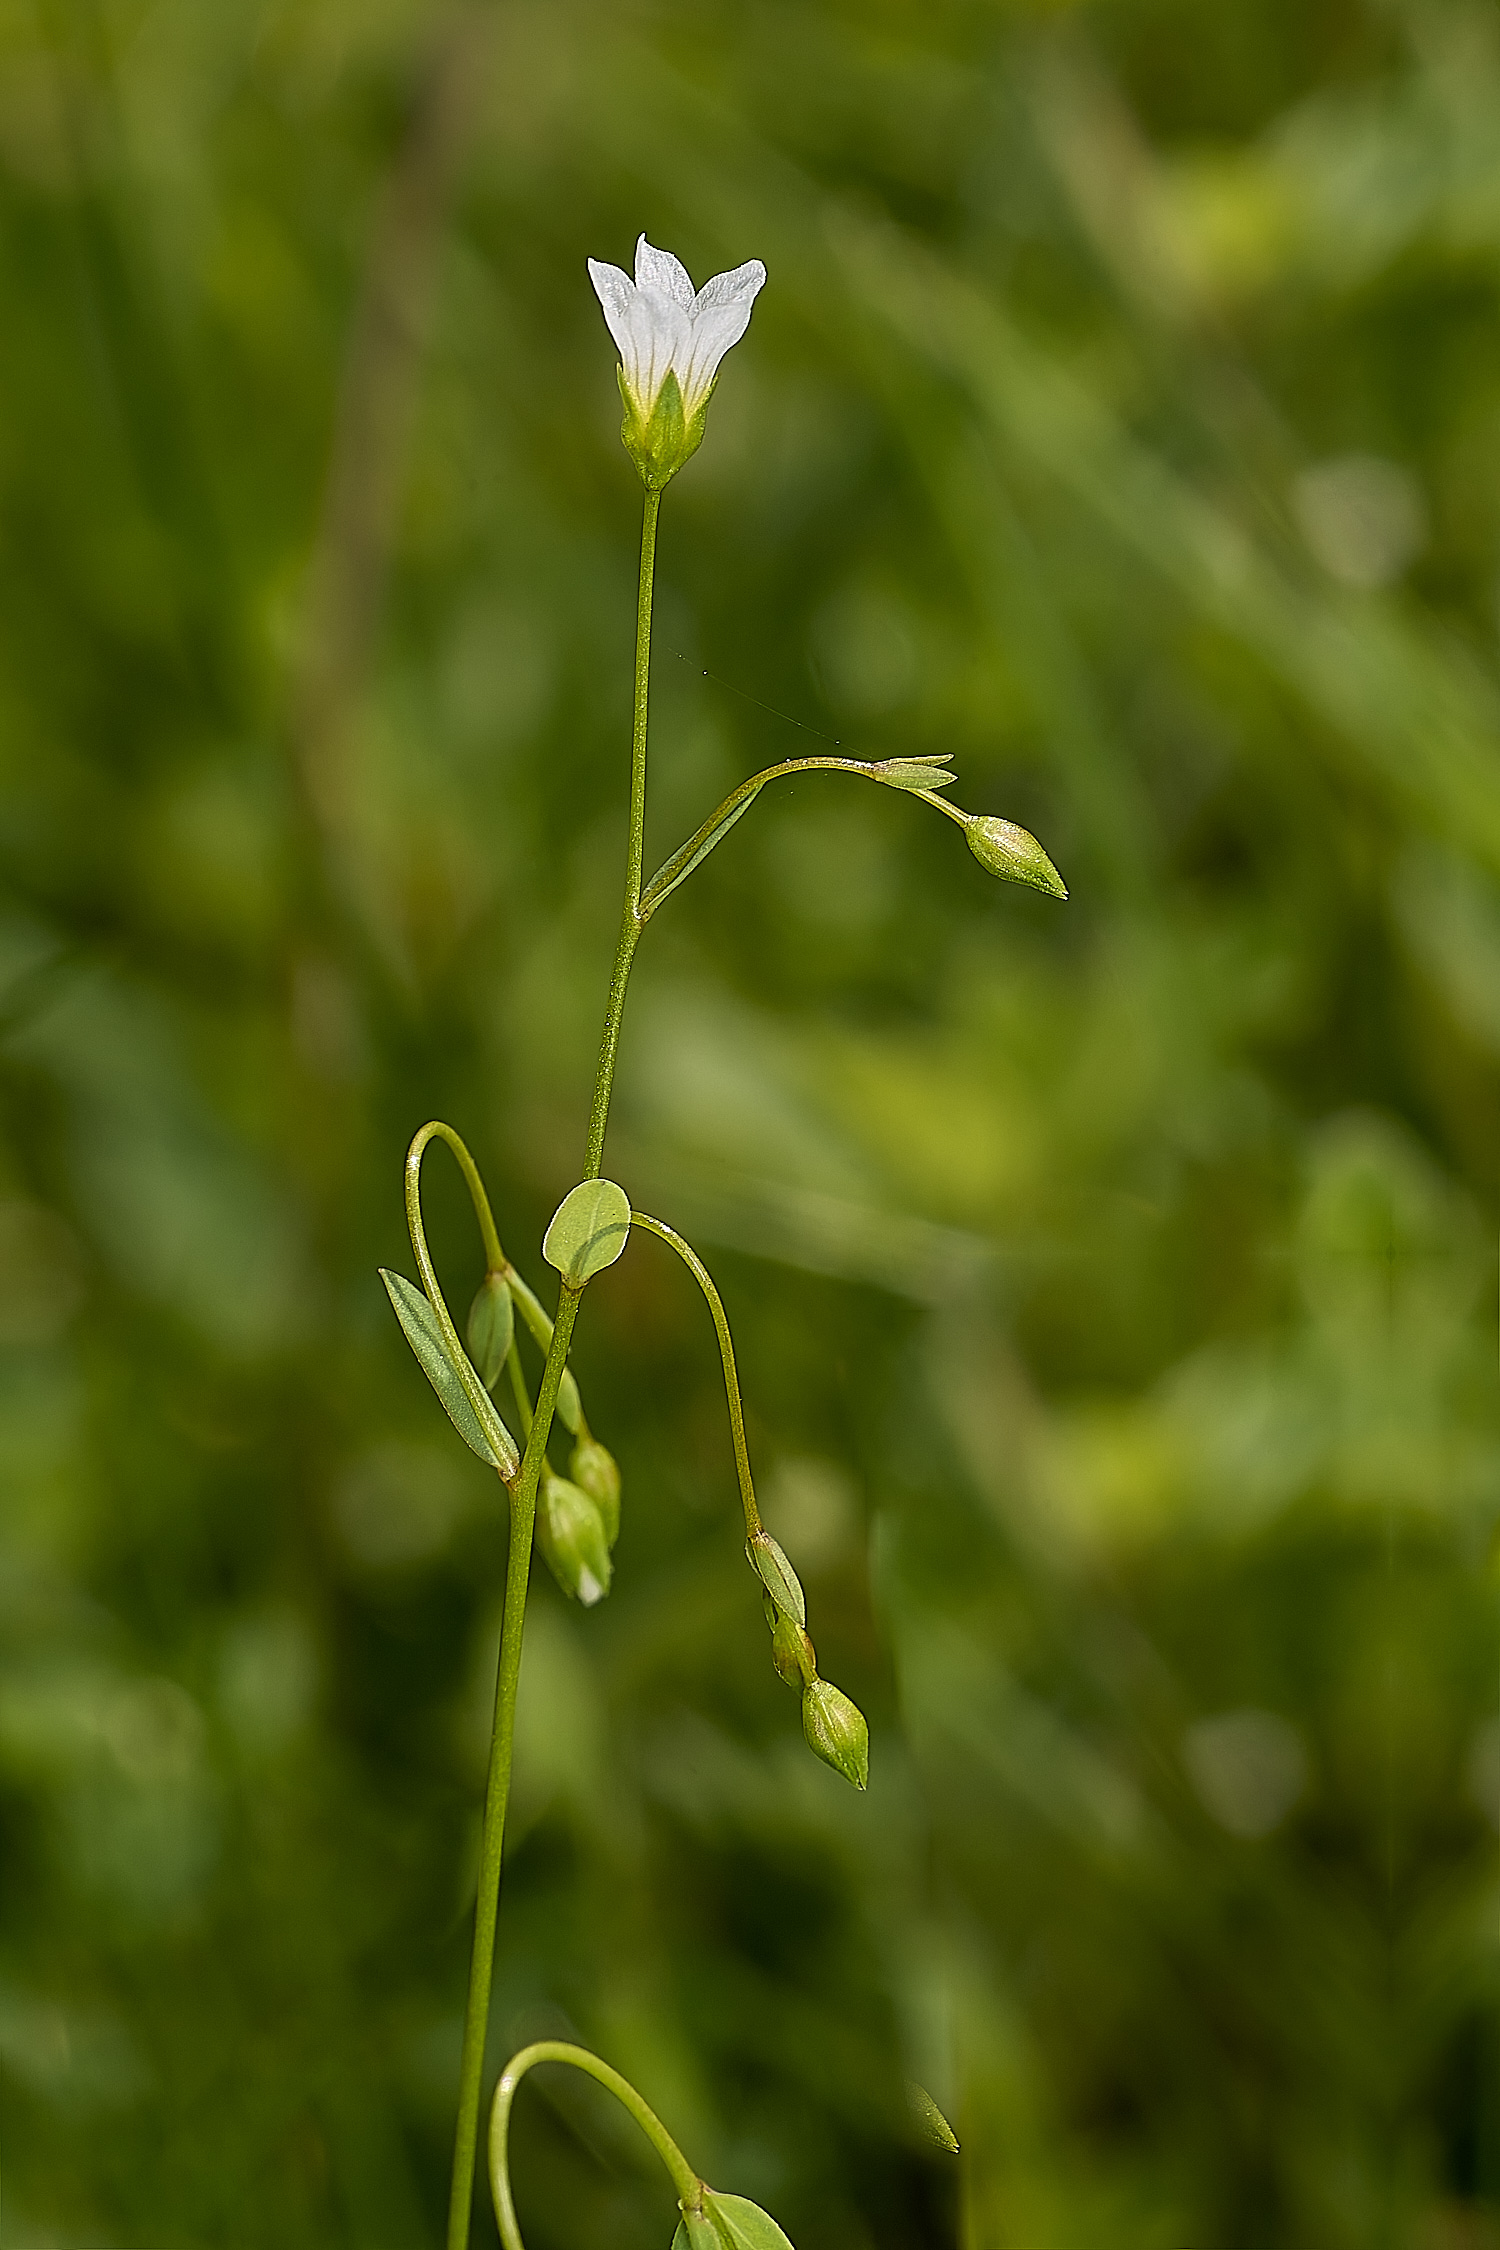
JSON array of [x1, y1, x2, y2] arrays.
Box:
[[446, 1286, 583, 2250], [630, 1211, 761, 1537], [489, 2041, 704, 2250], [584, 486, 661, 1180], [408, 1118, 507, 1271], [406, 1123, 516, 1463]]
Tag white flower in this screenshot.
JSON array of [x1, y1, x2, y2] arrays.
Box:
[[587, 235, 765, 486]]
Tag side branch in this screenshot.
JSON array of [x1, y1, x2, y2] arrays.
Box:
[[639, 753, 956, 918], [629, 1211, 761, 1536], [489, 2042, 703, 2250]]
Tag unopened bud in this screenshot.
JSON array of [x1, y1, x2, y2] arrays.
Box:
[[466, 1273, 515, 1391], [746, 1530, 806, 1626], [802, 1677, 868, 1790], [965, 815, 1067, 898], [570, 1435, 621, 1546], [764, 1594, 816, 1689], [537, 1471, 612, 1607]]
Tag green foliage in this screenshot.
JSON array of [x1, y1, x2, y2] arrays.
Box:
[[381, 1269, 519, 1477], [541, 1180, 632, 1288], [0, 1, 1496, 2247]]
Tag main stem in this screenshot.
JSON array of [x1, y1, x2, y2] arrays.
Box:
[[585, 485, 660, 1180], [446, 484, 661, 2250]]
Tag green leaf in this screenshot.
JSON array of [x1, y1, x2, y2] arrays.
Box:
[[379, 1269, 520, 1478], [871, 755, 957, 791], [746, 1530, 806, 1626], [670, 2219, 718, 2250], [542, 1179, 632, 1286], [466, 1272, 514, 1389], [906, 2080, 960, 2153], [703, 2192, 797, 2249], [641, 784, 765, 916]]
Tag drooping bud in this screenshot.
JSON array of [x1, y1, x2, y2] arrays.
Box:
[[965, 815, 1067, 898], [746, 1530, 806, 1626], [466, 1272, 515, 1391], [570, 1435, 621, 1547], [537, 1471, 612, 1607], [802, 1677, 868, 1790], [764, 1594, 817, 1690]]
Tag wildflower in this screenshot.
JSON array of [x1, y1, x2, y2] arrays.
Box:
[[588, 234, 766, 488]]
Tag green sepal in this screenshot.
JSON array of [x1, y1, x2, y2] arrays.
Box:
[[379, 1269, 520, 1478], [802, 1677, 869, 1790], [619, 366, 713, 492], [543, 1179, 632, 1287], [466, 1272, 515, 1390], [746, 1530, 805, 1626]]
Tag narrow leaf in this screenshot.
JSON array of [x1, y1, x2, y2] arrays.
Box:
[[380, 1269, 520, 1478], [642, 784, 764, 916], [906, 2081, 960, 2153], [746, 1531, 806, 1626], [872, 756, 957, 791]]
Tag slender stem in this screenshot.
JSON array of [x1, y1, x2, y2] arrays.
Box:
[[446, 1286, 582, 2250], [630, 1211, 761, 1537], [584, 486, 661, 1180], [489, 2041, 705, 2250], [409, 1118, 507, 1272]]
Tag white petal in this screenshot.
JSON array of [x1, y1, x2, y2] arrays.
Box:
[[588, 258, 637, 354], [634, 234, 696, 309], [690, 257, 767, 316], [676, 262, 766, 415], [589, 258, 690, 414]]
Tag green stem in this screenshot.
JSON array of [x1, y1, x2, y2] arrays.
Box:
[[489, 2041, 704, 2250], [445, 482, 664, 2250], [630, 1210, 761, 1537], [445, 1285, 582, 2250], [584, 485, 661, 1180]]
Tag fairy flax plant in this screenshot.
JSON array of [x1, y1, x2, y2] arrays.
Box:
[[379, 233, 1067, 2250]]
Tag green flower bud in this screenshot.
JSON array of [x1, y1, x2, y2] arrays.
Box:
[[802, 1677, 868, 1790], [569, 1435, 621, 1547], [764, 1594, 817, 1689], [965, 814, 1067, 898], [537, 1471, 612, 1607], [746, 1529, 806, 1625], [466, 1272, 515, 1391]]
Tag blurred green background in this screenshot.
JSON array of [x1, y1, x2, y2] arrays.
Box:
[[1, 0, 1497, 2243]]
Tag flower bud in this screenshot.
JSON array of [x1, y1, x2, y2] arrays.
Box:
[[466, 1272, 515, 1391], [764, 1594, 816, 1690], [537, 1471, 612, 1607], [802, 1677, 868, 1790], [965, 815, 1067, 898], [569, 1435, 621, 1547]]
